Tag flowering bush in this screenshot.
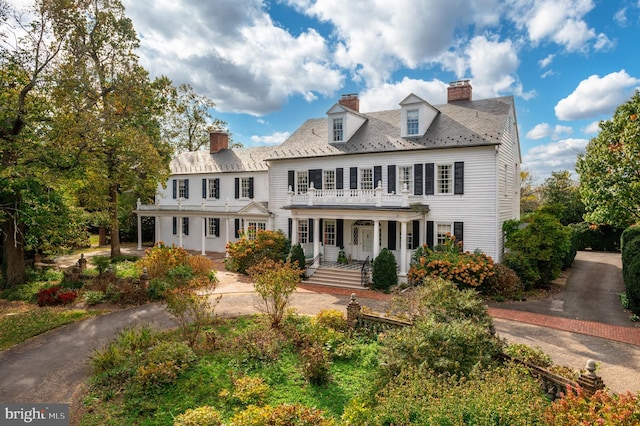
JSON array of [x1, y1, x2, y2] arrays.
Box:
[[36, 286, 78, 306], [225, 229, 290, 274], [408, 235, 494, 289], [138, 242, 189, 279], [544, 387, 640, 425]]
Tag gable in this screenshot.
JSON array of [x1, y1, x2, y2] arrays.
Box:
[[399, 93, 440, 138]]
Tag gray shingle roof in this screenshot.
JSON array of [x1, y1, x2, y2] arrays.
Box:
[[267, 96, 514, 160], [170, 146, 274, 174]]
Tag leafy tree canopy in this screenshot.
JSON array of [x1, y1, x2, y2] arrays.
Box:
[[540, 170, 585, 225], [576, 91, 640, 228]]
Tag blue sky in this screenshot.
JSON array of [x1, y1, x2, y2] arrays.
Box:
[[11, 0, 640, 182]]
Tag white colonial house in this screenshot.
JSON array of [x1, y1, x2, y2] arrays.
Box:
[[135, 81, 521, 283]]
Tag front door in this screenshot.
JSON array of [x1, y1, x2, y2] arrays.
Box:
[[359, 227, 373, 260]]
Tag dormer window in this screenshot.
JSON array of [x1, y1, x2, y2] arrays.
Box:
[[332, 118, 344, 142], [407, 110, 419, 136]]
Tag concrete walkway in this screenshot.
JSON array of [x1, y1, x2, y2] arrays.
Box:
[[0, 250, 638, 406]]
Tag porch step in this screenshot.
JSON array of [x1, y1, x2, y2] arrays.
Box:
[[305, 267, 366, 289]]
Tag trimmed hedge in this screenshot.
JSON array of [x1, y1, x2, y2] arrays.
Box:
[[621, 225, 640, 252], [371, 248, 397, 291], [570, 223, 623, 252], [621, 230, 640, 314]]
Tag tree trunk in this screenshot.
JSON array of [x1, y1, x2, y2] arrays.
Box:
[[1, 216, 27, 288], [109, 183, 121, 258]]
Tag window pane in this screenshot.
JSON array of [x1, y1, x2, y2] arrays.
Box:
[[407, 109, 419, 135], [323, 170, 335, 190], [208, 179, 217, 198], [208, 218, 217, 236], [437, 164, 452, 194], [324, 220, 336, 245], [436, 223, 452, 246], [178, 179, 187, 198], [298, 220, 309, 244], [399, 166, 412, 192], [333, 118, 343, 142], [360, 168, 373, 190], [241, 178, 251, 198], [297, 172, 308, 194]]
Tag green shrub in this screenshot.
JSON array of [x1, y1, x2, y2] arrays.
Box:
[[248, 259, 301, 328], [300, 343, 331, 385], [544, 388, 640, 425], [173, 406, 223, 426], [90, 326, 157, 374], [481, 263, 523, 300], [503, 343, 553, 367], [621, 225, 640, 251], [230, 403, 335, 426], [83, 290, 106, 306], [622, 235, 640, 314], [571, 222, 623, 251], [371, 248, 397, 291], [134, 341, 197, 390], [92, 256, 111, 275], [138, 243, 190, 279], [312, 309, 348, 332], [503, 211, 573, 288], [288, 243, 307, 277], [408, 236, 494, 289], [229, 375, 270, 406], [225, 320, 286, 366], [348, 364, 548, 425], [165, 287, 219, 346]]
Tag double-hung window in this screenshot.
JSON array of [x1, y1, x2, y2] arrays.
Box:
[[323, 170, 335, 190], [332, 118, 344, 142], [324, 220, 336, 246], [208, 178, 219, 199], [399, 166, 412, 192], [436, 223, 452, 246], [407, 109, 419, 136], [207, 218, 218, 237], [178, 179, 188, 198], [240, 177, 251, 198], [296, 171, 308, 194], [298, 219, 309, 244], [247, 221, 266, 240], [437, 164, 452, 194], [360, 168, 373, 190]]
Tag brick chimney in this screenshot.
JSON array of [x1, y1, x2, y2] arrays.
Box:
[[338, 94, 359, 112], [447, 80, 472, 103], [209, 131, 229, 154]]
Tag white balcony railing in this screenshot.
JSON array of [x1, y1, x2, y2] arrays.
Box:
[[288, 182, 415, 208]]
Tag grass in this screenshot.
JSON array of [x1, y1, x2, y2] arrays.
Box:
[[0, 307, 103, 351]]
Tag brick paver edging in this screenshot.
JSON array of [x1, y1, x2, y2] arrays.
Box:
[[297, 283, 392, 301], [488, 307, 640, 347]]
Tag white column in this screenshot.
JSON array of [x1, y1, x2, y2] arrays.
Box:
[[201, 217, 206, 255], [373, 219, 380, 258], [137, 213, 142, 250], [313, 217, 320, 267], [156, 216, 161, 245], [399, 220, 408, 279], [178, 217, 183, 248], [291, 217, 298, 245]]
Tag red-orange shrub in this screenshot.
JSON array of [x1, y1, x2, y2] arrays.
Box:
[[544, 387, 640, 425]]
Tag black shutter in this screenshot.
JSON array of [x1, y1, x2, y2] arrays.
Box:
[[288, 218, 292, 240], [414, 163, 424, 195], [172, 217, 177, 235], [183, 218, 189, 236], [249, 177, 254, 199], [309, 219, 314, 242], [204, 218, 207, 236], [349, 167, 357, 189], [234, 178, 239, 199], [336, 219, 344, 247], [425, 163, 434, 195], [374, 166, 382, 189], [388, 221, 397, 251], [454, 222, 463, 244], [234, 218, 240, 237], [388, 165, 396, 193], [319, 219, 323, 243], [309, 169, 322, 189], [412, 220, 420, 249], [202, 179, 207, 199], [184, 180, 189, 199], [336, 168, 344, 190], [172, 180, 177, 199], [214, 218, 220, 237], [427, 221, 434, 248], [214, 178, 220, 199], [454, 162, 464, 194], [288, 170, 294, 191]]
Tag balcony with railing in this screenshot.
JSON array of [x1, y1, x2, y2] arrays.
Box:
[[288, 182, 423, 208]]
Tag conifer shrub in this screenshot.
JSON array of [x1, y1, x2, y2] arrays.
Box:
[[371, 248, 397, 291], [288, 243, 307, 279]]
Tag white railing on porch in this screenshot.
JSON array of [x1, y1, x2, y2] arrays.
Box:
[[289, 182, 416, 207]]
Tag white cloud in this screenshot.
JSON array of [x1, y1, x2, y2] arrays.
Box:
[[523, 138, 588, 179], [539, 54, 555, 68], [250, 131, 291, 145], [541, 70, 555, 79], [508, 0, 605, 52], [359, 78, 448, 112], [525, 123, 573, 140], [123, 0, 344, 116], [582, 121, 601, 134], [555, 70, 640, 120], [614, 8, 628, 26]]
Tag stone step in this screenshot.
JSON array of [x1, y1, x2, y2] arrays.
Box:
[[305, 267, 366, 289]]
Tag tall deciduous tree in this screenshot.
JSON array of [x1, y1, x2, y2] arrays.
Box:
[[520, 170, 541, 215], [55, 0, 172, 257], [577, 92, 640, 228], [541, 170, 585, 225], [1, 0, 77, 287]]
